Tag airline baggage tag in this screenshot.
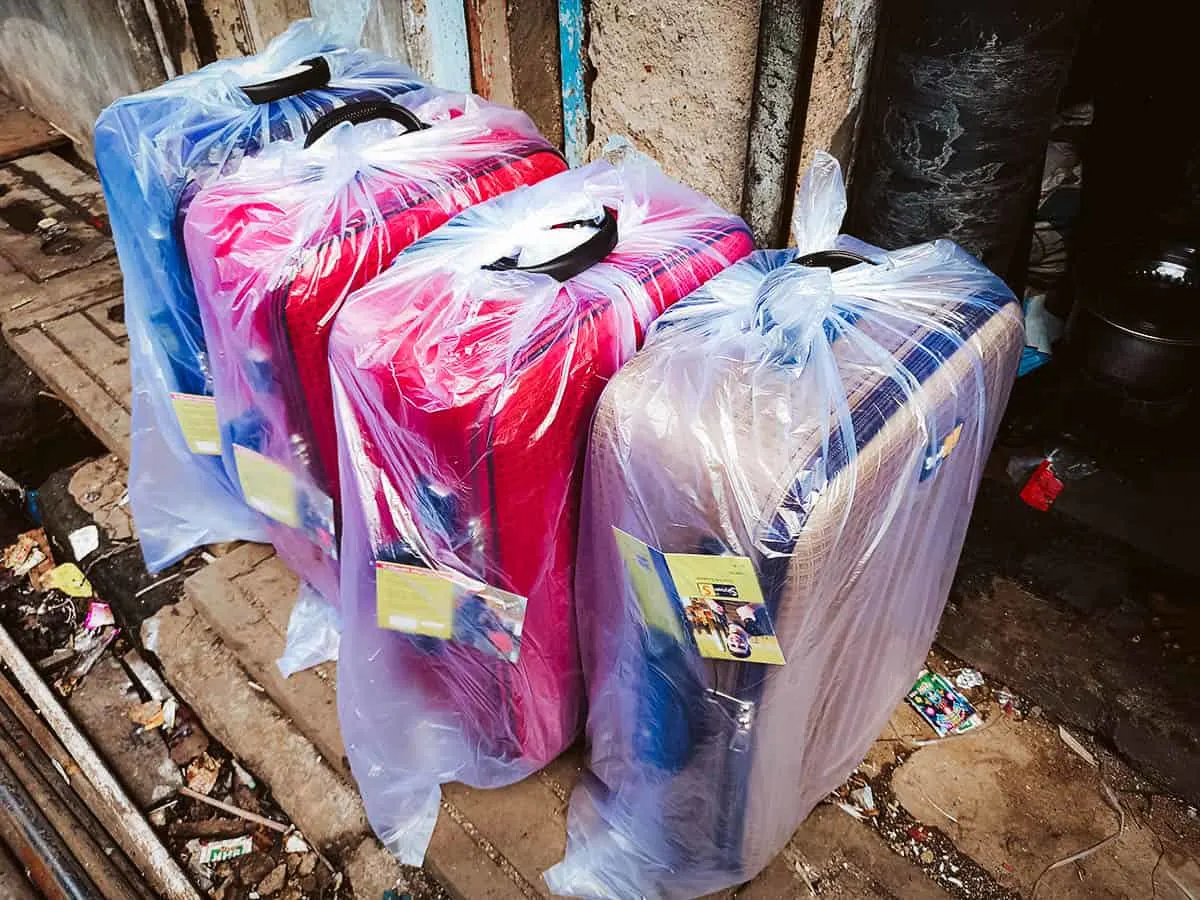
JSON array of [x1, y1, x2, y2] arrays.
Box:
[[375, 561, 527, 663], [170, 393, 222, 455]]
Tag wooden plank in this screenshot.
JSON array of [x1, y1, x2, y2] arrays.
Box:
[[85, 297, 129, 342], [464, 0, 563, 147], [508, 0, 564, 147], [557, 0, 588, 166], [6, 328, 131, 461], [112, 0, 172, 87], [0, 156, 113, 282], [154, 596, 521, 900], [239, 0, 310, 47], [466, 0, 517, 106], [361, 2, 416, 65], [149, 0, 204, 73], [43, 313, 131, 404], [1, 258, 124, 334], [8, 153, 110, 227], [405, 0, 473, 91], [189, 0, 257, 57], [150, 599, 372, 850], [0, 93, 69, 165], [184, 547, 346, 773]]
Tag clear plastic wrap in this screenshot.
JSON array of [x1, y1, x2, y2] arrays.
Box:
[[277, 583, 341, 678], [184, 92, 565, 602], [328, 158, 754, 864], [544, 153, 1024, 898], [94, 20, 427, 571]]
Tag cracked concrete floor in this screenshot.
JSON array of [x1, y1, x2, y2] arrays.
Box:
[[768, 657, 1200, 900]]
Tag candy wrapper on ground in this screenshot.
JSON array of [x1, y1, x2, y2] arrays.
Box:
[[94, 19, 427, 571], [329, 158, 753, 864], [185, 91, 564, 602], [544, 153, 1023, 899]]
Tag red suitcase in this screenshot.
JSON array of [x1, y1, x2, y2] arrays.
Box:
[[328, 159, 755, 863]]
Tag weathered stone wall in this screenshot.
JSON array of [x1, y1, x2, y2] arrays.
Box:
[[587, 0, 877, 221], [586, 0, 762, 213]]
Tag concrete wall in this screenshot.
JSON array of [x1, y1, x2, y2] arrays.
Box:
[[2, 0, 872, 220], [586, 0, 762, 213], [0, 0, 164, 148], [799, 0, 878, 175], [586, 0, 875, 221], [0, 0, 453, 157]]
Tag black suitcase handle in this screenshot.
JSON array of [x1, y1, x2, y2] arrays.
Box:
[[241, 56, 331, 104], [484, 208, 619, 282], [792, 249, 875, 272], [304, 100, 428, 148]]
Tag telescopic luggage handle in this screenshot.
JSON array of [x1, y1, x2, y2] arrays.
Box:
[[241, 56, 332, 104], [303, 100, 429, 148], [484, 208, 620, 282]]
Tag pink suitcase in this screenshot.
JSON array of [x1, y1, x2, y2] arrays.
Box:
[[329, 159, 754, 863]]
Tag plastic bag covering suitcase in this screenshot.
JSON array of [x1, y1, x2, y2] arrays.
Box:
[[94, 20, 427, 571], [544, 153, 1023, 899], [185, 94, 565, 603], [328, 158, 755, 863]]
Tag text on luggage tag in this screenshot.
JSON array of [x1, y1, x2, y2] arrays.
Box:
[[232, 444, 337, 558]]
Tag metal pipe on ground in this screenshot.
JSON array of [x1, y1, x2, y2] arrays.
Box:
[[0, 842, 39, 900], [0, 682, 157, 900], [0, 752, 98, 900], [0, 623, 202, 900], [0, 715, 145, 900], [741, 0, 826, 245]]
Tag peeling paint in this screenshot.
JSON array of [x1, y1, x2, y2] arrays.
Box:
[[424, 0, 472, 91], [558, 0, 587, 166], [401, 0, 471, 91]]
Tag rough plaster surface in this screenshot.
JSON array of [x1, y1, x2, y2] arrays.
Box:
[[586, 0, 761, 213], [799, 0, 878, 178], [0, 0, 157, 150]]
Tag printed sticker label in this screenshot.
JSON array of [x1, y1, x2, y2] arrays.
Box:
[[664, 551, 786, 665], [613, 528, 786, 665], [170, 393, 221, 456], [375, 561, 527, 663], [233, 445, 337, 557], [197, 835, 254, 865], [233, 444, 300, 528]]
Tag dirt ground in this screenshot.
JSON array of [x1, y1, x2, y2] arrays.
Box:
[[783, 651, 1200, 900]]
